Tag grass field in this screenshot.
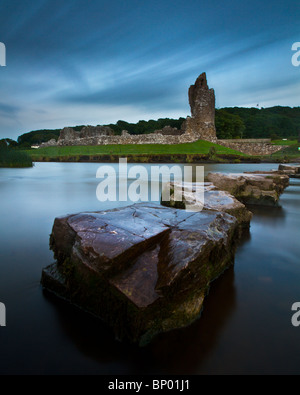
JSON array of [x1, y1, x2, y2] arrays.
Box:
[[27, 140, 246, 159], [269, 143, 300, 160], [272, 139, 298, 146], [23, 139, 300, 163]]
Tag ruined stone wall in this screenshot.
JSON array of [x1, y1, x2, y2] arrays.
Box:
[[59, 125, 114, 141], [154, 126, 184, 136], [41, 131, 285, 156], [218, 139, 285, 156], [43, 131, 200, 147]]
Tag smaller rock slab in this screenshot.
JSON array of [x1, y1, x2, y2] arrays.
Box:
[[278, 164, 300, 178], [161, 181, 252, 229], [206, 172, 289, 206]]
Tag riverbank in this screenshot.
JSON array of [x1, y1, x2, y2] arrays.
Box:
[[0, 148, 33, 168], [29, 152, 257, 164], [26, 152, 300, 165], [24, 139, 300, 164]]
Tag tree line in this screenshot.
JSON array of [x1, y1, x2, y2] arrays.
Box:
[[216, 106, 300, 140], [2, 106, 299, 148]]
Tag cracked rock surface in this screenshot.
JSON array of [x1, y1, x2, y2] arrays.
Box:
[[41, 203, 239, 345]]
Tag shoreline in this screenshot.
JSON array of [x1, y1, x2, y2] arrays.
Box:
[[30, 153, 300, 165]]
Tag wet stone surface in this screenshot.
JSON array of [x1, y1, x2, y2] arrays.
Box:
[[161, 181, 252, 229], [41, 203, 239, 345]]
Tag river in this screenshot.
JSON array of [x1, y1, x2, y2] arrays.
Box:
[[0, 162, 299, 374]]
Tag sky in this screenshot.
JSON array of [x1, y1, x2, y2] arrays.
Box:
[[0, 0, 299, 140]]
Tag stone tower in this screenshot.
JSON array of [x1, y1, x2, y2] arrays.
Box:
[[183, 72, 217, 142]]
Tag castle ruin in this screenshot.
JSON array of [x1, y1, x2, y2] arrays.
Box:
[[183, 72, 217, 142], [40, 72, 284, 156], [42, 72, 217, 147]]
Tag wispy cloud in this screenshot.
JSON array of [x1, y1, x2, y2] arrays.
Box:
[[0, 0, 299, 139]]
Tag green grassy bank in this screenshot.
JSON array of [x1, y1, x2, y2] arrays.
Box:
[[26, 140, 249, 162], [23, 139, 300, 164], [268, 143, 300, 161]]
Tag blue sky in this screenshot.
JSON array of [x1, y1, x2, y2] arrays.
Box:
[[0, 0, 299, 140]]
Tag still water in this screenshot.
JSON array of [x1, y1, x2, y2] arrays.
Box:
[[0, 162, 299, 374]]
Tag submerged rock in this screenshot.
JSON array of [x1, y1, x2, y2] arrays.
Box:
[[41, 203, 239, 346], [161, 181, 252, 229], [206, 172, 289, 206]]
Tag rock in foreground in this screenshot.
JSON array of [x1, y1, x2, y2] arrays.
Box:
[[207, 172, 289, 206], [41, 203, 239, 346]]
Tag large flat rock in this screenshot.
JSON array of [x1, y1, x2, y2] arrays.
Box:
[[206, 172, 289, 206], [42, 203, 239, 345], [50, 206, 171, 276]]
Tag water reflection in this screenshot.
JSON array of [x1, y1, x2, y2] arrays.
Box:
[[149, 268, 236, 374], [42, 290, 147, 370], [247, 205, 287, 224], [43, 267, 237, 375]]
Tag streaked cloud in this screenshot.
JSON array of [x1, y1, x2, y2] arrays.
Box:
[[0, 0, 299, 139]]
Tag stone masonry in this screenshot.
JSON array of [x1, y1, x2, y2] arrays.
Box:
[[182, 72, 217, 142], [218, 139, 285, 156]]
